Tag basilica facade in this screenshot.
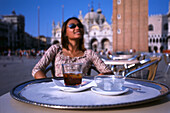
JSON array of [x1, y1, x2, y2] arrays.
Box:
[[51, 1, 170, 53], [51, 7, 113, 52]]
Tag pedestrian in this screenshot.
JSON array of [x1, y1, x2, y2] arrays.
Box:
[[7, 49, 11, 57]]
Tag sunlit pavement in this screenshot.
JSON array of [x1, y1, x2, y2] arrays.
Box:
[[0, 55, 169, 96]]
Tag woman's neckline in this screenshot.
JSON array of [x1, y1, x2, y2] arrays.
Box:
[[61, 48, 86, 58]]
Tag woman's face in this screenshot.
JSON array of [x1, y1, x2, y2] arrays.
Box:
[[66, 19, 84, 40]]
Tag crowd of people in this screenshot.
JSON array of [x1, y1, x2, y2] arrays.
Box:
[[0, 49, 47, 59]]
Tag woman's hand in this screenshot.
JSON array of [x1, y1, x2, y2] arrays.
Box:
[[34, 70, 47, 79]]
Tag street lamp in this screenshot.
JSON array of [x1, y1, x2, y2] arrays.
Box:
[[38, 6, 40, 50]]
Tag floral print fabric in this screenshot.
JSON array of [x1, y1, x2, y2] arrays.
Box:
[[32, 45, 112, 77]]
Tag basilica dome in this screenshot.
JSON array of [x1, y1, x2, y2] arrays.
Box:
[[84, 8, 106, 24], [97, 8, 106, 24], [84, 8, 98, 23]]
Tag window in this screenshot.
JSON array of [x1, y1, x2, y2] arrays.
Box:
[[148, 24, 153, 31], [150, 38, 152, 43], [160, 38, 162, 43], [156, 38, 158, 43], [164, 23, 168, 31], [117, 29, 121, 34], [94, 32, 96, 35], [117, 14, 121, 19], [117, 0, 121, 4]]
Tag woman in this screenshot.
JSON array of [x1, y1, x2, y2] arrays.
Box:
[[32, 17, 112, 79]]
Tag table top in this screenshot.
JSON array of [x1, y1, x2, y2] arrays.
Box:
[[104, 59, 140, 65], [112, 55, 134, 60], [1, 77, 170, 112], [0, 92, 170, 113], [10, 78, 169, 109]]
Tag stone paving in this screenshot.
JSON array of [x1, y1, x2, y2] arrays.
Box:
[[0, 55, 169, 96], [0, 56, 39, 96]]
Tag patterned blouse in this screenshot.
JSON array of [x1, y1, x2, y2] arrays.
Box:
[[32, 45, 112, 77]]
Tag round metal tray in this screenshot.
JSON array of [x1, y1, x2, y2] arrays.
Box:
[[10, 77, 169, 110]]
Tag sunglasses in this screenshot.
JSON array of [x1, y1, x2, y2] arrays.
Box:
[[68, 23, 83, 29]]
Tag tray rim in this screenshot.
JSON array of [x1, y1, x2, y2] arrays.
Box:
[[10, 77, 170, 110]]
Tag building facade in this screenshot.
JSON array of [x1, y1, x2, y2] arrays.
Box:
[[112, 0, 148, 52], [0, 11, 50, 54], [52, 0, 170, 53], [148, 1, 170, 53], [0, 10, 25, 53], [51, 7, 113, 52]]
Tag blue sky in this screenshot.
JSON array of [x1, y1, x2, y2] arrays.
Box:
[[0, 0, 169, 37]]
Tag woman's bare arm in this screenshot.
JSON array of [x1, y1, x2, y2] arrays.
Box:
[[34, 70, 47, 79]]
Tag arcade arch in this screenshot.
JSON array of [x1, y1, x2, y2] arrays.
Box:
[[90, 38, 98, 52], [101, 38, 110, 51]]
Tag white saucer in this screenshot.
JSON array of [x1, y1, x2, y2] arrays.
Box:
[[91, 87, 129, 96], [52, 79, 96, 92]]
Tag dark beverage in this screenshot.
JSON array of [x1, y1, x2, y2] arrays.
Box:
[[63, 73, 82, 86]]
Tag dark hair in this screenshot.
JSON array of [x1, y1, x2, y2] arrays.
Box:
[[61, 17, 86, 51]]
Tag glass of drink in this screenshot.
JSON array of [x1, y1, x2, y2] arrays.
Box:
[[62, 63, 83, 86], [94, 75, 125, 91]]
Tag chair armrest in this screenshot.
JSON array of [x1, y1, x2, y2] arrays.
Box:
[[125, 60, 159, 79]]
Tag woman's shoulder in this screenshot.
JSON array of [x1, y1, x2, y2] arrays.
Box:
[[85, 49, 92, 53], [44, 45, 62, 56], [48, 44, 62, 51], [50, 44, 61, 49]]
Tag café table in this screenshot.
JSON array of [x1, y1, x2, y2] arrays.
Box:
[[0, 92, 170, 113], [104, 59, 140, 66], [103, 59, 140, 72], [1, 77, 169, 113], [112, 54, 134, 60]]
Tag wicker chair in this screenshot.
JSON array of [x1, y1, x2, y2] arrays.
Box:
[[163, 53, 170, 75], [125, 56, 161, 81]]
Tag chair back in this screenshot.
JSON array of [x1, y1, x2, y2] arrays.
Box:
[[45, 56, 56, 78], [45, 65, 55, 77], [125, 56, 161, 81], [128, 54, 141, 61], [163, 53, 170, 65], [139, 58, 151, 65], [87, 65, 100, 76], [163, 53, 170, 75], [126, 58, 151, 73], [147, 56, 161, 80]]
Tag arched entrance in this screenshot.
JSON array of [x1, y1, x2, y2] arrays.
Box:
[[101, 38, 110, 51], [160, 46, 164, 53], [90, 38, 98, 52], [154, 46, 158, 53], [148, 46, 152, 52]]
